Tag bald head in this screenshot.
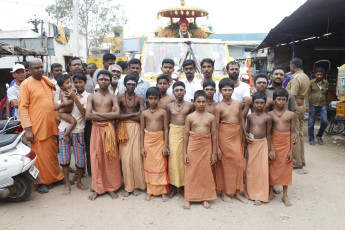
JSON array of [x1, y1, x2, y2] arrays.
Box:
[[29, 58, 42, 67], [29, 58, 44, 79]]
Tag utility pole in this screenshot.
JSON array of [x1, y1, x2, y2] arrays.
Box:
[[28, 15, 41, 33], [73, 0, 79, 57]]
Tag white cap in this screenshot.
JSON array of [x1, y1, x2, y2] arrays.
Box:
[[11, 64, 25, 73], [241, 74, 249, 80]]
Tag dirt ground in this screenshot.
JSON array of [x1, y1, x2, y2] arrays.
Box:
[[1, 123, 345, 230]]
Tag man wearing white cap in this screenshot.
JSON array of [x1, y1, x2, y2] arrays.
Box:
[[7, 64, 26, 118]]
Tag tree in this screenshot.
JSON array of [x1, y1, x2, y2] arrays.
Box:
[[46, 0, 127, 56]]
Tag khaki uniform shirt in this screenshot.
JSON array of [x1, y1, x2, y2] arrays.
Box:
[[287, 70, 310, 103], [308, 79, 329, 107]]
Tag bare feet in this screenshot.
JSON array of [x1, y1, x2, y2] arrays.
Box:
[[62, 134, 71, 143], [221, 192, 232, 203], [269, 192, 275, 201], [273, 186, 281, 194], [202, 201, 211, 209], [76, 182, 88, 190], [63, 186, 71, 196], [282, 196, 292, 207], [253, 200, 262, 206], [162, 194, 169, 202], [108, 191, 119, 199], [121, 191, 129, 197], [183, 201, 190, 210], [144, 194, 151, 201], [88, 192, 98, 201], [235, 193, 248, 204], [132, 189, 140, 196], [168, 188, 177, 199]]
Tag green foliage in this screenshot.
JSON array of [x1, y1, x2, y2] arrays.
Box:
[[46, 0, 127, 55]]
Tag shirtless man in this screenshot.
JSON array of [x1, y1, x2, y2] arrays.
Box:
[[156, 74, 175, 110], [242, 74, 273, 142], [166, 81, 194, 198], [214, 78, 248, 204], [268, 88, 296, 206], [140, 87, 169, 202], [203, 80, 218, 114], [117, 74, 146, 197], [86, 70, 122, 201], [183, 90, 217, 209], [244, 92, 273, 206]]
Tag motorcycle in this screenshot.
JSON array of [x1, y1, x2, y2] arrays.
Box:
[[0, 117, 40, 202], [325, 101, 345, 135]]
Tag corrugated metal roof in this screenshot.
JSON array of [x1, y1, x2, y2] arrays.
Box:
[[209, 33, 267, 41], [255, 0, 345, 50]]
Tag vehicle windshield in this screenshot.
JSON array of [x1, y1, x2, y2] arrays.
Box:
[[142, 41, 228, 76]]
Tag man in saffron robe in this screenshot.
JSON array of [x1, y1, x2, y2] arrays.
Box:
[[18, 58, 63, 193]]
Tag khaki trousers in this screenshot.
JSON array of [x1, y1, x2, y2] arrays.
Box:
[[293, 106, 305, 166]]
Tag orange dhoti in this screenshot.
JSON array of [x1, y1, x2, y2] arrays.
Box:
[[32, 136, 63, 185], [118, 121, 146, 192], [245, 138, 269, 202], [143, 130, 169, 195], [269, 131, 293, 186], [185, 132, 217, 202], [216, 122, 244, 195], [90, 121, 122, 194]]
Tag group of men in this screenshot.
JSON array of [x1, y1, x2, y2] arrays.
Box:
[[5, 52, 329, 208]]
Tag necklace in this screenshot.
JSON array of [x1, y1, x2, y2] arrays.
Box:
[[174, 101, 185, 112], [125, 92, 136, 108], [273, 109, 286, 118], [206, 100, 215, 113], [149, 107, 159, 114], [206, 104, 214, 113], [223, 99, 232, 106]]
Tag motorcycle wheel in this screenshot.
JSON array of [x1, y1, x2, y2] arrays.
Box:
[[325, 120, 345, 135], [6, 175, 33, 202]]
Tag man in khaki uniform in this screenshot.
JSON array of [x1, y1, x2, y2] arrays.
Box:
[[287, 58, 310, 169]]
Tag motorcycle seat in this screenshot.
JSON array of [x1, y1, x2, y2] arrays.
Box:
[[0, 134, 18, 148], [0, 120, 20, 134]]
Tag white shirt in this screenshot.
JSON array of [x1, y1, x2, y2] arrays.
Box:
[[216, 81, 250, 102], [58, 91, 90, 133], [181, 77, 202, 102], [7, 83, 19, 118], [49, 78, 61, 103]]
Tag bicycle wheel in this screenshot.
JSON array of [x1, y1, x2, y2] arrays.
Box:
[[325, 120, 345, 135]]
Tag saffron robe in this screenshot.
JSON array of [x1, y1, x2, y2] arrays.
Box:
[[184, 132, 217, 202], [244, 138, 269, 202], [143, 130, 169, 195], [18, 76, 63, 185], [90, 121, 122, 194], [269, 131, 293, 186], [216, 122, 244, 194]]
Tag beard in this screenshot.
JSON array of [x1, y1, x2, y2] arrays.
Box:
[[229, 72, 239, 80], [272, 79, 282, 86]]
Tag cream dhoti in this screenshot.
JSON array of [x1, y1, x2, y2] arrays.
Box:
[[168, 124, 185, 188]]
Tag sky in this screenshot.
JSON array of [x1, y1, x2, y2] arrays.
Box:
[[1, 0, 307, 37]]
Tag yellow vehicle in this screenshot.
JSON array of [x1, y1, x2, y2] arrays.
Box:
[[141, 1, 232, 83], [141, 38, 232, 83]]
